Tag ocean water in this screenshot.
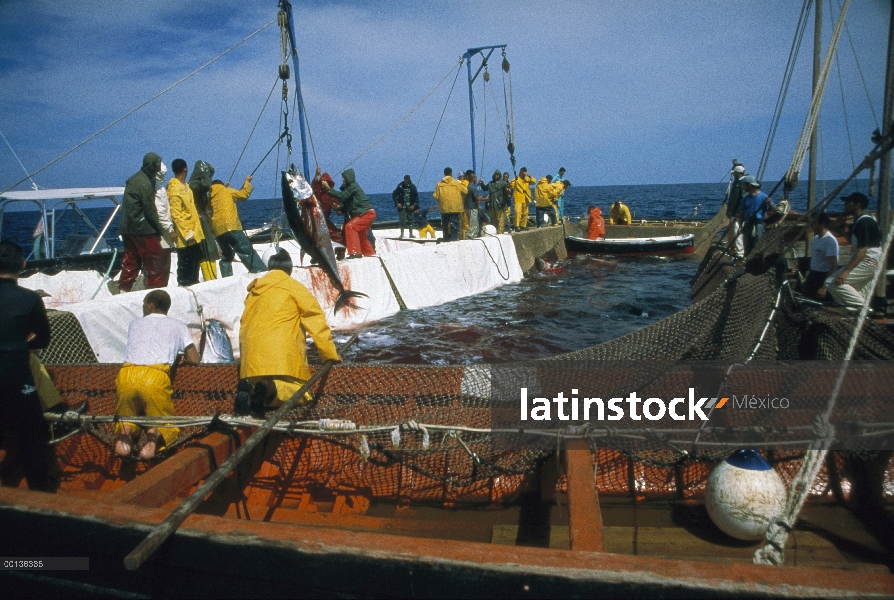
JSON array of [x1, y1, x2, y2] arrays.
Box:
[[0, 179, 872, 364]]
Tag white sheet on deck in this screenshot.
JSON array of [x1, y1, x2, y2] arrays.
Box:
[[379, 234, 523, 310], [33, 231, 523, 361], [20, 270, 116, 308]]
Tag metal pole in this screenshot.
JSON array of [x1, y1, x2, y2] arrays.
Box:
[[466, 53, 476, 174], [876, 0, 894, 300], [806, 0, 821, 256], [283, 0, 310, 180]]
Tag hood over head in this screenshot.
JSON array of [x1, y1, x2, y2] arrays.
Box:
[[189, 161, 215, 192], [321, 172, 334, 185], [141, 152, 162, 179], [341, 169, 356, 185]]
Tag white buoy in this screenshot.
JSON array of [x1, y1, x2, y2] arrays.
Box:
[[482, 224, 497, 236], [705, 449, 787, 541]]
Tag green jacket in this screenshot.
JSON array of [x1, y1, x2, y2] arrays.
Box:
[[486, 178, 508, 211], [120, 152, 163, 236], [327, 169, 373, 219]]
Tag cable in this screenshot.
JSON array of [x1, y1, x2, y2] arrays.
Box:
[[228, 77, 280, 186], [0, 18, 277, 195], [341, 58, 463, 175], [418, 58, 466, 182]]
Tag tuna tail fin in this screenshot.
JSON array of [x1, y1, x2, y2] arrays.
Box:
[[335, 290, 368, 313]]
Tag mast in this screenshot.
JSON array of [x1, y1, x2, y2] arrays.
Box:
[[281, 0, 310, 179], [806, 0, 821, 255], [876, 0, 894, 300], [463, 45, 506, 174]]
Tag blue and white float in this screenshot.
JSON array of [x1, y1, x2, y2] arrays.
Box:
[[705, 449, 787, 541]]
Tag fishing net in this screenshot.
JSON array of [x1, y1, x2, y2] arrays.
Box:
[[41, 217, 894, 503]]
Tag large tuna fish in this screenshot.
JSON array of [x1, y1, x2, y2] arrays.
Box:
[[281, 168, 367, 312]]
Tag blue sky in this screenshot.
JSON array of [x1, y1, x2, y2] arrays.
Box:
[[0, 0, 889, 195]]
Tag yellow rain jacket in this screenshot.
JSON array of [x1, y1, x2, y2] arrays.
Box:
[[167, 178, 205, 248], [433, 176, 465, 214], [535, 177, 560, 208], [239, 270, 339, 383], [511, 173, 536, 204], [609, 202, 632, 225], [210, 180, 253, 236]]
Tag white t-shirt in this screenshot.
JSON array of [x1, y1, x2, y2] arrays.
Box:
[[124, 313, 194, 366], [810, 231, 839, 272]]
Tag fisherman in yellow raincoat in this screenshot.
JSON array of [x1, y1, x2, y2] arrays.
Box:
[[167, 158, 206, 286], [609, 200, 632, 226], [511, 167, 536, 230], [236, 249, 340, 417], [114, 290, 200, 460]]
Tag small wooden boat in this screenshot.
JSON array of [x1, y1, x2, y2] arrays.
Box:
[[565, 233, 695, 256]]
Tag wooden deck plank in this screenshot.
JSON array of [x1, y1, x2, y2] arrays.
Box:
[[104, 432, 237, 508], [564, 439, 605, 551]]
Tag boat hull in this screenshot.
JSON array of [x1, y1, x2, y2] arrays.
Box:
[[565, 234, 695, 256]]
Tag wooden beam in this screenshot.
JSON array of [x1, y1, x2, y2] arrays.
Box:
[[105, 432, 238, 508], [2, 487, 893, 598], [563, 439, 605, 552]]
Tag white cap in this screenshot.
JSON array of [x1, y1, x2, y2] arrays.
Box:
[[733, 165, 745, 174]]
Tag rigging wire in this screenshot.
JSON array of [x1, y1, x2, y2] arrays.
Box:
[[0, 18, 277, 196], [228, 77, 280, 186], [838, 0, 880, 129], [831, 2, 857, 177], [341, 58, 464, 175], [0, 128, 39, 190], [757, 0, 812, 181], [418, 58, 466, 183], [785, 0, 852, 187], [502, 49, 517, 174], [481, 68, 487, 175]]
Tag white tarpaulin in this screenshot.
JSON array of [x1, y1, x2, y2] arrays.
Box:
[[378, 234, 523, 310], [33, 229, 524, 362]]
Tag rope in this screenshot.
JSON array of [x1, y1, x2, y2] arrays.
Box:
[[834, 36, 858, 175], [340, 58, 464, 174], [228, 77, 280, 186], [838, 0, 879, 129], [0, 19, 277, 196], [0, 128, 39, 190], [418, 58, 466, 183], [46, 413, 894, 446], [477, 232, 511, 281], [754, 177, 894, 567], [757, 0, 812, 181], [785, 0, 851, 186]]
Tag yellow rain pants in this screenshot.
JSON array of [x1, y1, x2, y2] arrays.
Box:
[[459, 210, 469, 240], [30, 353, 62, 411], [514, 201, 529, 229], [418, 224, 436, 239], [115, 363, 179, 448], [200, 260, 217, 282]]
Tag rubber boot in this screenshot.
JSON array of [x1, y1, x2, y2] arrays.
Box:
[[234, 379, 252, 416], [250, 381, 269, 418]]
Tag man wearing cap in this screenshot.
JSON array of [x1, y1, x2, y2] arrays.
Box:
[[825, 192, 882, 311], [726, 165, 747, 256], [736, 176, 774, 255]]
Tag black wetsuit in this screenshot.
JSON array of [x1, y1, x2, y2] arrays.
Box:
[[0, 278, 54, 491]]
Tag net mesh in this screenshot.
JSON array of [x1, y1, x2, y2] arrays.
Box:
[[41, 220, 894, 502]]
